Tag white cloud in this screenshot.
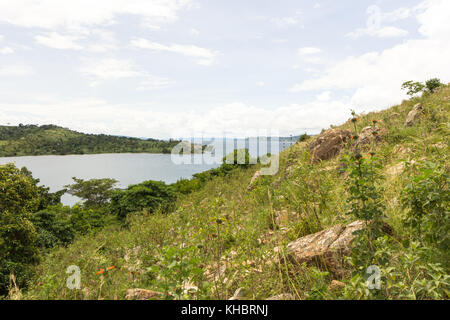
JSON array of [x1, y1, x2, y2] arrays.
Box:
[[0, 47, 14, 54], [78, 58, 173, 90], [136, 77, 175, 91], [298, 47, 322, 55], [271, 16, 299, 27], [189, 28, 200, 36], [0, 0, 192, 30], [316, 91, 331, 101], [346, 26, 408, 38], [79, 58, 142, 86], [34, 29, 118, 52], [35, 32, 84, 50], [257, 81, 265, 87], [291, 0, 450, 111], [131, 38, 218, 66], [0, 35, 3, 42], [0, 64, 34, 76]]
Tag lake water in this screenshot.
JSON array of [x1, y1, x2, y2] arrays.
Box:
[[0, 138, 296, 206], [0, 153, 220, 206]]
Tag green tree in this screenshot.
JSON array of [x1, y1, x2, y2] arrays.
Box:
[[110, 180, 176, 219], [401, 80, 425, 97], [0, 164, 42, 295], [65, 177, 118, 208], [425, 78, 443, 93]]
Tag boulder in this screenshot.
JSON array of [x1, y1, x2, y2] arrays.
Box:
[[309, 129, 352, 162], [287, 220, 367, 276], [354, 126, 387, 150], [405, 104, 424, 127], [125, 288, 163, 300], [247, 170, 261, 191]]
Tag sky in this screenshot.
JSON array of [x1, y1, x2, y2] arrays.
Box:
[[0, 0, 449, 139]]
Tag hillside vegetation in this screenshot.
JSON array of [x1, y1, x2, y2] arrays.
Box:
[[0, 124, 180, 156], [3, 84, 449, 300]]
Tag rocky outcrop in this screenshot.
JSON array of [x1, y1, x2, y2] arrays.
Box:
[[309, 129, 352, 162], [247, 170, 261, 191], [125, 288, 163, 300], [405, 104, 424, 127], [354, 126, 388, 150], [287, 220, 367, 276]]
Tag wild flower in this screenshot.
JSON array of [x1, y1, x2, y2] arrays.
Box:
[[96, 268, 105, 275]]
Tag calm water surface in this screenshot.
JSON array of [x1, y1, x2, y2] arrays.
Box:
[[0, 153, 220, 206]]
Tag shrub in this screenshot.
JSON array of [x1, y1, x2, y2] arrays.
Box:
[[110, 180, 176, 219], [425, 78, 443, 93], [401, 161, 449, 253]]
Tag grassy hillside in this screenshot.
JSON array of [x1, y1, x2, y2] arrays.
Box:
[[15, 86, 450, 300], [0, 124, 180, 157]]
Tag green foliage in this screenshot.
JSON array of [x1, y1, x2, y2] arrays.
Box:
[[146, 244, 205, 299], [401, 161, 449, 251], [0, 210, 39, 296], [30, 204, 110, 250], [0, 124, 181, 157], [110, 180, 176, 219], [401, 81, 425, 97], [30, 206, 75, 249], [0, 164, 43, 295], [425, 78, 443, 93], [401, 78, 443, 97], [297, 133, 310, 142], [65, 177, 117, 208], [0, 163, 41, 214]]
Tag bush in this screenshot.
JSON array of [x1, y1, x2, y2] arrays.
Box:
[[110, 180, 176, 219], [425, 78, 443, 93], [401, 161, 449, 253]]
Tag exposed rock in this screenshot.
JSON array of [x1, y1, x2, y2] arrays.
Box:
[[354, 126, 388, 150], [125, 288, 163, 300], [265, 293, 296, 300], [405, 104, 424, 127], [329, 280, 345, 291], [287, 220, 367, 276], [309, 129, 352, 162], [228, 288, 248, 300], [247, 170, 261, 191]]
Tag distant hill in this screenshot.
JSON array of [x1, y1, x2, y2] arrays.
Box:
[[0, 124, 181, 157]]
